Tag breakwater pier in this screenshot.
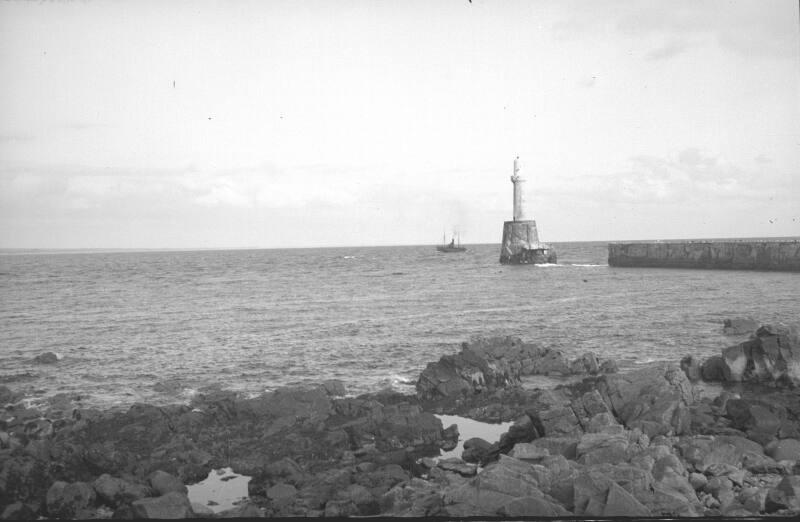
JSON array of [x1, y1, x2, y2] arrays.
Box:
[[608, 240, 800, 272]]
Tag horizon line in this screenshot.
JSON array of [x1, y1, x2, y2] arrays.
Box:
[[2, 235, 799, 255]]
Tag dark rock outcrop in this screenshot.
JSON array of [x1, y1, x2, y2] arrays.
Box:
[[33, 352, 59, 365], [724, 318, 759, 335], [417, 336, 615, 401], [711, 323, 800, 385]]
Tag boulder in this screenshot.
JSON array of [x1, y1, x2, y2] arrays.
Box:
[[680, 355, 703, 382], [471, 455, 546, 497], [461, 437, 497, 465], [524, 436, 578, 460], [570, 352, 599, 374], [650, 468, 702, 516], [321, 379, 346, 396], [147, 470, 187, 495], [528, 405, 582, 438], [573, 467, 613, 516], [765, 438, 800, 462], [717, 324, 800, 385], [726, 399, 781, 445], [723, 317, 759, 335], [416, 340, 523, 400], [190, 502, 215, 517], [0, 502, 37, 520], [508, 442, 550, 463], [603, 481, 650, 516], [597, 364, 695, 438], [216, 502, 263, 518], [765, 475, 800, 513], [497, 414, 538, 453], [45, 481, 96, 519], [93, 474, 150, 508], [441, 423, 458, 451], [33, 352, 58, 364], [267, 482, 297, 502], [576, 431, 629, 466], [701, 355, 727, 381], [131, 491, 194, 519], [437, 458, 477, 477], [500, 495, 570, 516], [336, 484, 378, 515]]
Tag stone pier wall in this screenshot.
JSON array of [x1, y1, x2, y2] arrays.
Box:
[[608, 241, 800, 272]]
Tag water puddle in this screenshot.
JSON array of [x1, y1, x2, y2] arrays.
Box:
[[435, 415, 512, 460], [186, 467, 251, 514]]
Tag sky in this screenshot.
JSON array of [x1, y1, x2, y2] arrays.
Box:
[[0, 0, 798, 249]]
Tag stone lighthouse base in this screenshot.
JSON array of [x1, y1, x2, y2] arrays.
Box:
[[499, 220, 557, 265]]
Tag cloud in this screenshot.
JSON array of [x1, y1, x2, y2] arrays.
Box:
[[553, 1, 796, 61], [645, 39, 690, 61], [538, 147, 786, 206], [0, 134, 35, 144]]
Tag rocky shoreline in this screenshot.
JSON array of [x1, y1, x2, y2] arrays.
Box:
[[1, 321, 799, 518]]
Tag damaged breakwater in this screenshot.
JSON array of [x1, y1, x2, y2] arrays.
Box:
[[2, 331, 800, 519], [608, 240, 800, 272]]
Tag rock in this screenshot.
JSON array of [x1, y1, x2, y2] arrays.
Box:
[[529, 405, 582, 438], [603, 481, 651, 516], [441, 423, 458, 451], [765, 438, 800, 462], [766, 475, 800, 512], [723, 317, 759, 335], [437, 457, 477, 477], [717, 324, 800, 385], [525, 436, 578, 460], [93, 474, 150, 508], [497, 414, 538, 453], [190, 501, 215, 516], [337, 483, 378, 515], [508, 442, 550, 463], [321, 380, 346, 396], [599, 359, 618, 374], [45, 481, 96, 519], [468, 454, 546, 498], [500, 495, 569, 516], [726, 399, 781, 445], [701, 355, 727, 381], [324, 499, 358, 517], [597, 364, 695, 438], [148, 470, 187, 495], [131, 492, 194, 519], [576, 431, 629, 466], [33, 352, 58, 364], [461, 437, 497, 465], [651, 468, 702, 516], [739, 486, 767, 514], [680, 355, 703, 382], [216, 502, 263, 518], [585, 412, 620, 433], [689, 472, 708, 491], [573, 467, 613, 516], [0, 502, 37, 520], [570, 352, 599, 374], [267, 482, 297, 502]]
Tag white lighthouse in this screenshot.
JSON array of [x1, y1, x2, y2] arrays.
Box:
[[511, 156, 526, 221], [499, 156, 556, 264]]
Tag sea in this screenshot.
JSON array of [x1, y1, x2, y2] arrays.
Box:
[[1, 240, 798, 412]]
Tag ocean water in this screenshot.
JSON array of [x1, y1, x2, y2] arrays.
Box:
[[1, 241, 798, 410]]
